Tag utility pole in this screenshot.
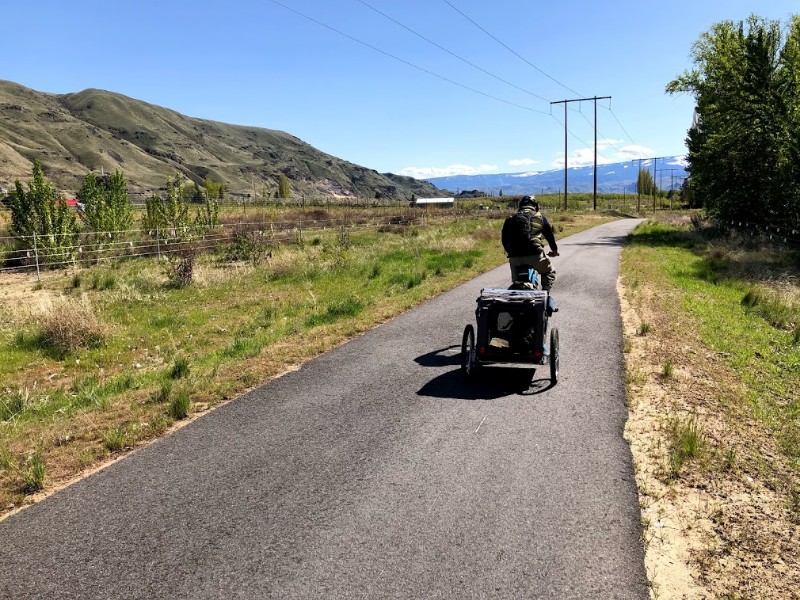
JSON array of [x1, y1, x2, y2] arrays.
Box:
[[652, 157, 657, 213], [651, 156, 671, 212], [634, 157, 663, 213], [633, 159, 644, 212], [551, 95, 610, 211]]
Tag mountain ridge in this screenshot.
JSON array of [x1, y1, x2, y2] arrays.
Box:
[[427, 157, 688, 196], [0, 80, 441, 200]]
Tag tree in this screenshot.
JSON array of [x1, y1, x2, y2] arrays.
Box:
[[163, 174, 191, 237], [9, 160, 79, 267], [637, 168, 657, 197], [778, 16, 800, 228], [77, 170, 133, 248], [194, 191, 220, 232], [278, 173, 292, 199], [189, 182, 205, 204], [203, 177, 224, 201], [141, 174, 191, 238], [667, 15, 800, 228]]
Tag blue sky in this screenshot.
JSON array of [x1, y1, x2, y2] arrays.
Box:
[[3, 1, 798, 178]]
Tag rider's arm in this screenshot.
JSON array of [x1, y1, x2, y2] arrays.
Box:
[[541, 216, 558, 253]]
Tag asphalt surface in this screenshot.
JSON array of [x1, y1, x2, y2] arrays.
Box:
[[0, 218, 648, 599]]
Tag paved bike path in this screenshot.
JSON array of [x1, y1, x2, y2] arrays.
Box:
[[0, 218, 648, 599]]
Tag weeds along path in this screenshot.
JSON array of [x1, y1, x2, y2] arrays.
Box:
[[0, 218, 649, 599]]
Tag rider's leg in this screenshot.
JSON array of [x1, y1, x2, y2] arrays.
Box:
[[533, 253, 556, 291]]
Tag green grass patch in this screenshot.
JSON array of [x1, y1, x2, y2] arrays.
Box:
[[625, 220, 800, 469], [103, 425, 129, 453], [0, 390, 26, 422], [305, 297, 365, 327]]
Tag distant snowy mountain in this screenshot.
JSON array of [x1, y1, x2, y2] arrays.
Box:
[[426, 156, 688, 195]]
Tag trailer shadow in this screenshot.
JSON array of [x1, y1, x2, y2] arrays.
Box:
[[415, 346, 555, 400]]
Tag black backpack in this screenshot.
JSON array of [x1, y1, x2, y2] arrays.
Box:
[[502, 211, 532, 255]]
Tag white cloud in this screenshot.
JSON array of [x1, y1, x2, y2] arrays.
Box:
[[398, 164, 499, 178], [508, 158, 539, 167]]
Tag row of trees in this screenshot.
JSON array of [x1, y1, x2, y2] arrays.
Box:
[[668, 14, 800, 229], [6, 161, 223, 266]]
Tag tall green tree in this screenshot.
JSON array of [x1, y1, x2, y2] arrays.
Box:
[[668, 15, 800, 228], [162, 174, 191, 237], [77, 170, 133, 247], [278, 173, 292, 199], [141, 174, 191, 238], [637, 168, 657, 197], [778, 16, 800, 228], [9, 160, 79, 267], [203, 177, 224, 201]]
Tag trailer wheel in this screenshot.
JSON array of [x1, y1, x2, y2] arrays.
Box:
[[461, 325, 477, 379], [550, 327, 560, 383]]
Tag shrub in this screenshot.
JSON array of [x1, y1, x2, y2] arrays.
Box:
[[103, 426, 128, 452], [170, 357, 190, 380], [166, 246, 196, 287], [168, 390, 191, 420], [22, 452, 46, 493], [0, 389, 26, 421], [667, 416, 706, 478], [36, 294, 107, 355], [223, 230, 270, 264]]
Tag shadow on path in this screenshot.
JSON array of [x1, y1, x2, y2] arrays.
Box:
[[415, 346, 555, 400]]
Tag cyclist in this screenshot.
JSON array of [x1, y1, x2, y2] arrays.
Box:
[[501, 195, 559, 290]]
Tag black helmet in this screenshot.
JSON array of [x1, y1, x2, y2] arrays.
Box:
[[519, 195, 539, 210]]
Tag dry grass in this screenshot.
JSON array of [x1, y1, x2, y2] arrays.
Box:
[[35, 294, 108, 355]]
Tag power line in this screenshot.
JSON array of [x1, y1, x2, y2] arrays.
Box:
[[548, 113, 590, 147], [441, 0, 583, 98], [267, 0, 550, 114], [573, 105, 622, 157], [602, 103, 639, 148], [356, 0, 550, 103]]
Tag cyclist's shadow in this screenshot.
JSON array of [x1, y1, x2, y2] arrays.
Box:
[[414, 346, 554, 400]]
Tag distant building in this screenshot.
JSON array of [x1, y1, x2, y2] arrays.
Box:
[[410, 197, 454, 207]]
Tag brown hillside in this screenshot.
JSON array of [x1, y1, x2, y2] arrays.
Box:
[[0, 80, 441, 200]]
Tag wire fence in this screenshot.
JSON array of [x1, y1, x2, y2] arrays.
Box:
[[0, 211, 475, 280], [712, 218, 800, 250]]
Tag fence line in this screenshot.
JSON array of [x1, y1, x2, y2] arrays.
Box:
[[0, 213, 451, 279], [713, 218, 800, 249]]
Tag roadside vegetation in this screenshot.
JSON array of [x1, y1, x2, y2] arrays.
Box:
[[621, 214, 799, 598]]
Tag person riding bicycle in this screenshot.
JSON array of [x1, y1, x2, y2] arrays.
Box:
[[501, 195, 559, 290]]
